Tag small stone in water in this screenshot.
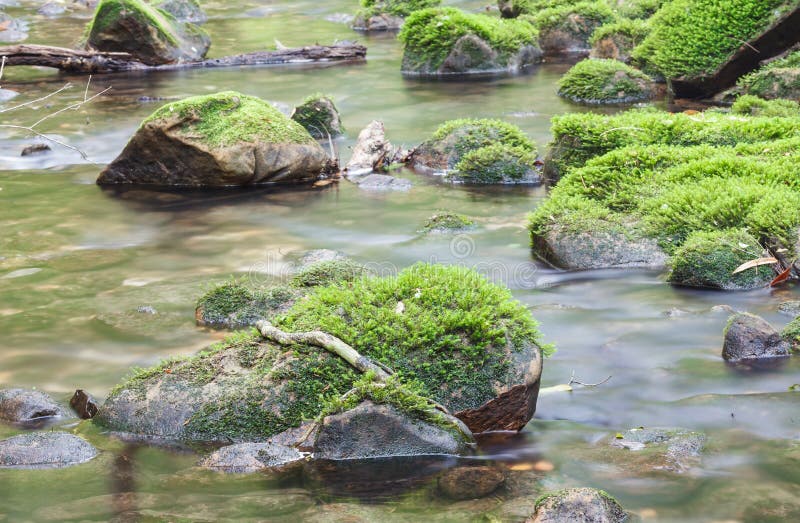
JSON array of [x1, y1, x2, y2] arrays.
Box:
[[137, 306, 157, 314], [70, 390, 99, 420], [21, 144, 51, 156]]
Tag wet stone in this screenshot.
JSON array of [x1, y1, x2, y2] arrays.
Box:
[[437, 464, 506, 500], [0, 432, 98, 469], [0, 388, 63, 424], [199, 442, 305, 474], [528, 488, 628, 523], [723, 313, 791, 362], [70, 390, 99, 420]]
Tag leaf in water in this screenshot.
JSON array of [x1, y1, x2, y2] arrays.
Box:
[[0, 20, 11, 31], [789, 384, 800, 392], [770, 266, 793, 287], [732, 257, 778, 274]]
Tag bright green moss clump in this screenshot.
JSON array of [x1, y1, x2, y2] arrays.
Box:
[[87, 0, 179, 45], [144, 91, 316, 147], [533, 1, 616, 47], [781, 317, 800, 351], [399, 7, 539, 73], [613, 0, 665, 19], [668, 229, 774, 290], [633, 0, 787, 79], [420, 212, 475, 233], [737, 51, 800, 101], [433, 118, 535, 160], [359, 0, 441, 18], [732, 95, 799, 117], [290, 259, 369, 287], [558, 59, 653, 104], [195, 280, 300, 328], [279, 263, 551, 411], [453, 143, 539, 183]]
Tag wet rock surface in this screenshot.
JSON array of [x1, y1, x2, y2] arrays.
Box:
[[0, 388, 63, 423], [437, 464, 506, 500], [723, 313, 791, 362], [345, 120, 395, 175], [349, 173, 411, 191], [352, 12, 404, 32], [611, 427, 706, 473], [200, 442, 305, 474], [291, 96, 343, 139], [528, 488, 628, 523], [0, 432, 98, 469], [70, 390, 99, 419]]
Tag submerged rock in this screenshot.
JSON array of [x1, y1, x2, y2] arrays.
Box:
[[350, 173, 412, 191], [291, 95, 344, 139], [20, 144, 51, 157], [529, 488, 628, 523], [152, 0, 207, 24], [437, 464, 506, 500], [558, 59, 654, 105], [0, 389, 63, 424], [200, 442, 305, 474], [0, 432, 98, 469], [723, 313, 791, 362], [70, 390, 100, 420], [85, 0, 210, 65], [345, 121, 395, 176], [399, 7, 541, 76], [610, 427, 706, 473], [98, 92, 331, 187], [313, 399, 473, 459]]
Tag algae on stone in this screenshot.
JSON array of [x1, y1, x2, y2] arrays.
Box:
[[453, 143, 541, 184], [420, 212, 475, 234], [291, 94, 344, 139], [590, 18, 650, 62], [558, 58, 653, 104]]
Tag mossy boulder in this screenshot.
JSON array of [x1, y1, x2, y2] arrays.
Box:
[[399, 7, 541, 76], [97, 92, 332, 187], [291, 95, 344, 139], [631, 0, 789, 81], [723, 313, 791, 362], [352, 0, 441, 31], [97, 264, 547, 441], [410, 118, 537, 181], [781, 317, 800, 351], [530, 488, 628, 523], [530, 107, 800, 285], [668, 229, 775, 290], [532, 1, 616, 56], [420, 212, 474, 234], [558, 58, 654, 105], [152, 0, 206, 24], [612, 0, 665, 20], [732, 94, 799, 117], [737, 51, 800, 101], [589, 18, 649, 63], [85, 0, 210, 65]]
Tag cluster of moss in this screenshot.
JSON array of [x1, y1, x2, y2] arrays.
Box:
[[632, 0, 787, 79], [420, 212, 475, 233], [732, 95, 799, 117], [86, 0, 181, 45], [143, 91, 316, 147], [357, 0, 441, 18], [279, 263, 551, 412], [613, 0, 665, 19], [558, 58, 653, 104], [290, 259, 369, 287], [531, 107, 800, 286], [737, 51, 800, 101], [431, 118, 536, 165], [532, 1, 616, 40], [589, 18, 650, 59], [453, 143, 539, 183], [398, 7, 538, 72], [782, 317, 800, 351]]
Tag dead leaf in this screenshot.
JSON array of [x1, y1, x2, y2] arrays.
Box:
[[770, 266, 793, 287], [732, 257, 778, 274], [0, 20, 11, 31], [533, 460, 555, 472], [312, 179, 334, 188]]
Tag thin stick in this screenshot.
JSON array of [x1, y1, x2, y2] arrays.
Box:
[[0, 83, 73, 114], [568, 371, 613, 388], [29, 85, 110, 129], [0, 124, 95, 162]]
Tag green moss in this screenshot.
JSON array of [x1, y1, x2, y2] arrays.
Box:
[[431, 118, 535, 167], [453, 143, 539, 183], [632, 0, 787, 79], [143, 91, 316, 147], [533, 1, 616, 38], [291, 94, 343, 139], [613, 0, 665, 19], [86, 0, 181, 46], [359, 0, 441, 18], [420, 212, 475, 233], [196, 280, 300, 328], [399, 7, 539, 72], [781, 317, 800, 351], [737, 52, 800, 101], [528, 193, 629, 239], [590, 17, 650, 47], [278, 263, 551, 412], [668, 229, 774, 290], [558, 58, 653, 104], [290, 259, 369, 288], [732, 95, 799, 117]]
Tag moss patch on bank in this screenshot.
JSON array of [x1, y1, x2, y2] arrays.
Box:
[[358, 0, 441, 18], [737, 51, 800, 101], [732, 95, 800, 117], [532, 1, 616, 39], [143, 91, 316, 146], [558, 58, 653, 104]]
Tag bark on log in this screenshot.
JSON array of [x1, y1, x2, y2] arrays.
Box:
[[671, 7, 800, 99], [0, 43, 367, 75]]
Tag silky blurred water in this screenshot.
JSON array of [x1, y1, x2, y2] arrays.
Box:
[[0, 1, 799, 521]]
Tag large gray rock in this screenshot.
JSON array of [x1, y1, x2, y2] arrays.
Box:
[[200, 442, 306, 474], [723, 313, 791, 362], [529, 488, 628, 523], [0, 432, 98, 469], [350, 173, 412, 191], [345, 121, 395, 176], [291, 96, 344, 139], [352, 12, 404, 32], [85, 0, 210, 66], [97, 92, 331, 188], [0, 389, 63, 423], [313, 400, 474, 459]]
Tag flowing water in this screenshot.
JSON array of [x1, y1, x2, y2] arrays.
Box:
[[1, 1, 799, 521]]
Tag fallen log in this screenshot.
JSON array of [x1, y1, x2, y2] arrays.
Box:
[[671, 7, 800, 99], [0, 43, 367, 75]]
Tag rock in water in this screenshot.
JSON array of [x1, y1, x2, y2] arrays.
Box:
[[152, 0, 207, 24], [0, 389, 63, 423], [345, 121, 394, 175], [70, 390, 100, 419], [528, 488, 628, 523], [200, 442, 305, 474], [291, 95, 344, 139], [0, 432, 98, 469], [723, 313, 791, 362], [557, 59, 654, 105], [97, 92, 331, 187], [85, 0, 210, 65], [313, 400, 473, 459], [437, 465, 506, 500]]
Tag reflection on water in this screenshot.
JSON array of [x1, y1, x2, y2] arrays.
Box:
[[1, 0, 799, 521]]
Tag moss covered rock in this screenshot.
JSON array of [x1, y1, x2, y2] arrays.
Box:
[[533, 1, 616, 56], [668, 229, 775, 290], [410, 118, 536, 179], [732, 94, 800, 117], [85, 0, 210, 65], [420, 212, 474, 234], [291, 94, 344, 139], [352, 0, 440, 31], [531, 488, 628, 523], [737, 51, 800, 101], [590, 17, 649, 63], [781, 317, 800, 351], [399, 7, 541, 76], [98, 264, 547, 441], [152, 0, 207, 24], [558, 58, 654, 104], [97, 91, 331, 187]]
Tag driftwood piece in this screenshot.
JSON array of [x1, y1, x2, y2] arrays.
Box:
[[671, 7, 800, 99], [256, 320, 391, 381], [0, 43, 367, 75]]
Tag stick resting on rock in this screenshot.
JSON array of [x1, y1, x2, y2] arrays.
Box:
[[256, 320, 391, 381]]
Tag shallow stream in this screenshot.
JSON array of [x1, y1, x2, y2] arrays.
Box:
[[1, 1, 799, 521]]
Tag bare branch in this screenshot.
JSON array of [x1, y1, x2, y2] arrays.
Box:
[[0, 83, 73, 114], [0, 124, 95, 163], [568, 371, 613, 388], [29, 85, 111, 129]]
